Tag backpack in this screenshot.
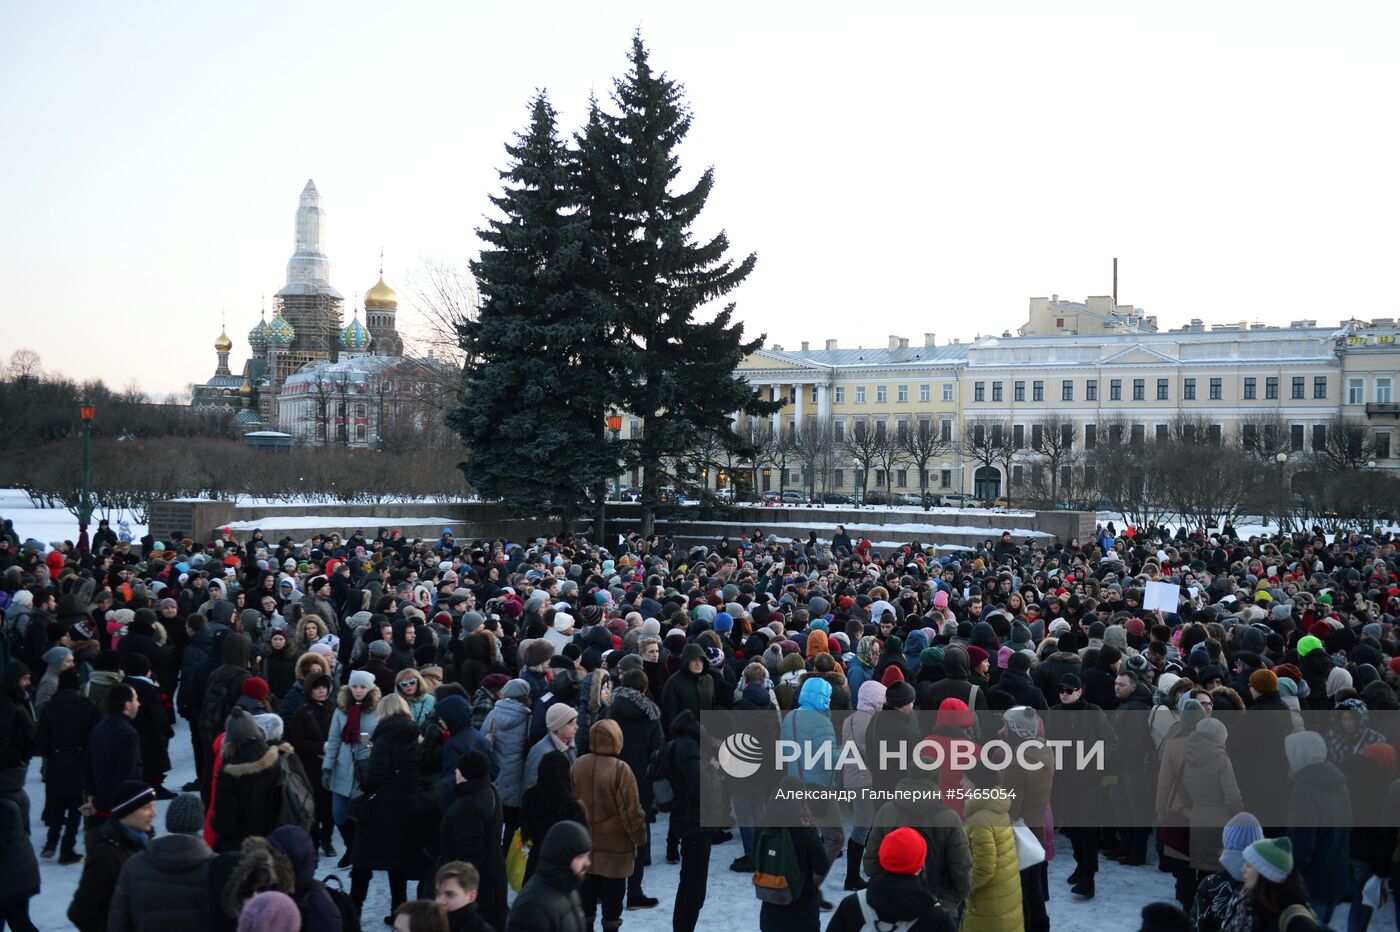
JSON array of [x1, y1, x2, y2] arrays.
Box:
[[198, 675, 233, 737], [854, 889, 917, 931], [275, 755, 315, 831], [648, 743, 678, 813], [299, 875, 361, 932], [751, 827, 804, 905]]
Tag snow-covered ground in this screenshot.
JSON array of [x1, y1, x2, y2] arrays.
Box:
[[222, 516, 464, 532], [0, 488, 149, 547], [27, 718, 1380, 931]]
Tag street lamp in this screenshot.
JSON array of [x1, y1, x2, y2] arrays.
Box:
[[607, 414, 623, 500], [1275, 452, 1288, 533], [78, 398, 96, 553]]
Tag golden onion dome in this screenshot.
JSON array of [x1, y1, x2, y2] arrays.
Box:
[[214, 328, 233, 353], [238, 377, 253, 396], [364, 274, 398, 309]]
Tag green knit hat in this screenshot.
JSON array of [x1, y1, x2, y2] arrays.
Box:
[[1243, 837, 1292, 883], [1296, 635, 1323, 657], [920, 646, 945, 670]]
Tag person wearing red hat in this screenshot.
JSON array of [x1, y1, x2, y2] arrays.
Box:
[[828, 826, 956, 931]]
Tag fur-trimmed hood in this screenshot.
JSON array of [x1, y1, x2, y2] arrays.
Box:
[[220, 741, 294, 777], [336, 683, 381, 711]]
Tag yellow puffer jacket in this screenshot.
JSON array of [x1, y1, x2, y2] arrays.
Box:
[[960, 794, 1023, 932]]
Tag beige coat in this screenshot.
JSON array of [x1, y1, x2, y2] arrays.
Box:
[[571, 719, 648, 878]]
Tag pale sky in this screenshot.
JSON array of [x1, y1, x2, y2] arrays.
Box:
[[4, 2, 1398, 397]]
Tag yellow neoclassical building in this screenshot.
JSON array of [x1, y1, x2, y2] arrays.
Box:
[[720, 297, 1399, 502]]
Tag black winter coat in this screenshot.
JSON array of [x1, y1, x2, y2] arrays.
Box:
[[68, 817, 147, 932], [211, 741, 285, 852], [667, 709, 707, 839], [440, 776, 508, 931], [607, 687, 663, 812], [128, 676, 174, 782], [287, 696, 334, 794], [35, 686, 99, 798], [0, 763, 38, 901], [107, 833, 215, 932], [84, 712, 142, 809], [0, 660, 35, 761], [985, 668, 1048, 711], [504, 820, 590, 932], [353, 713, 437, 873], [757, 826, 829, 932], [825, 872, 958, 932]]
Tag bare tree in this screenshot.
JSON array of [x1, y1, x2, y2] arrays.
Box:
[[844, 418, 884, 505], [960, 417, 1017, 505], [899, 418, 951, 507], [1023, 414, 1078, 507], [874, 421, 908, 503], [401, 258, 480, 367], [1315, 416, 1375, 471], [794, 417, 837, 500], [1157, 416, 1251, 531], [1088, 414, 1172, 528], [7, 348, 42, 384]]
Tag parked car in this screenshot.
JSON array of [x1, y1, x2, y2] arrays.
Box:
[[780, 490, 809, 505], [759, 490, 780, 505], [821, 492, 854, 505], [861, 489, 889, 505], [619, 486, 642, 502], [713, 487, 736, 502], [940, 493, 976, 508], [895, 492, 923, 506]]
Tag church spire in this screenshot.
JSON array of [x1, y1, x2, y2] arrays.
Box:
[[277, 178, 341, 298]]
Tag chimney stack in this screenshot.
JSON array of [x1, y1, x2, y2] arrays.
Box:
[[825, 339, 838, 351], [800, 341, 809, 352], [888, 335, 901, 351], [924, 332, 936, 347]]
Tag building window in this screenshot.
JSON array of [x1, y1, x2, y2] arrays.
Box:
[[1312, 424, 1327, 451], [1346, 378, 1363, 404], [1207, 423, 1223, 444], [1184, 378, 1196, 400], [1242, 424, 1258, 449], [1132, 379, 1145, 401], [897, 385, 908, 403], [1062, 380, 1073, 401], [1313, 377, 1327, 400], [856, 386, 866, 404], [1032, 380, 1044, 402], [874, 469, 886, 487], [1061, 422, 1074, 447], [1086, 380, 1098, 402], [1014, 381, 1025, 402], [1031, 423, 1043, 448], [1378, 378, 1394, 403], [1012, 424, 1024, 449], [874, 420, 886, 441], [992, 382, 1003, 402], [973, 382, 984, 403], [1209, 378, 1222, 400], [1110, 379, 1122, 401], [1291, 377, 1305, 400], [939, 417, 952, 442], [1012, 465, 1025, 487], [942, 383, 953, 402], [919, 384, 930, 403], [833, 468, 844, 488], [1377, 432, 1392, 459], [356, 424, 367, 441], [1290, 424, 1305, 451], [1155, 423, 1169, 444], [940, 469, 952, 488], [1056, 317, 1065, 328], [834, 387, 845, 404], [1130, 423, 1146, 446], [896, 468, 908, 487], [1156, 379, 1169, 401], [355, 403, 368, 418], [973, 424, 986, 445], [1084, 424, 1097, 449], [896, 419, 909, 441], [811, 386, 818, 404], [1244, 378, 1257, 400], [833, 420, 845, 442], [876, 385, 887, 403], [1265, 377, 1278, 400]]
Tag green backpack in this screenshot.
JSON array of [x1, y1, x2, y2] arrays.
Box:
[[751, 827, 804, 905]]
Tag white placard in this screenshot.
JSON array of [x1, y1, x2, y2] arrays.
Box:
[[1143, 580, 1181, 612]]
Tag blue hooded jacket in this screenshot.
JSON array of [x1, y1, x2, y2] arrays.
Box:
[[781, 676, 836, 787]]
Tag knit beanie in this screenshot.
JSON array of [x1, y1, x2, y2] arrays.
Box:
[[223, 707, 264, 744], [1243, 837, 1293, 883], [368, 639, 392, 658], [877, 826, 927, 875], [884, 681, 916, 709], [501, 678, 531, 701], [110, 781, 156, 819], [166, 793, 206, 835], [42, 645, 73, 667], [241, 677, 270, 702], [254, 712, 284, 743], [347, 669, 375, 690], [546, 702, 578, 733], [880, 665, 906, 687], [237, 891, 301, 932], [1296, 635, 1323, 657], [457, 750, 492, 781], [1219, 812, 1264, 881], [1248, 669, 1278, 694]]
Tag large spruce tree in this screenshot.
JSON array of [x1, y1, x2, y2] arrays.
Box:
[[585, 35, 774, 534], [450, 92, 611, 521]]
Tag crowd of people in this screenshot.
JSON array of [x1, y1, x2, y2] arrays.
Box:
[[0, 512, 1398, 932]]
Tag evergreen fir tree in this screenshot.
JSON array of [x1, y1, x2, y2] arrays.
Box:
[[587, 34, 775, 534], [449, 92, 611, 521]]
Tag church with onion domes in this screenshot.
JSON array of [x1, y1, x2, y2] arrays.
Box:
[[191, 180, 444, 448]]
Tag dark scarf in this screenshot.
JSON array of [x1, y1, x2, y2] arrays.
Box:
[[342, 700, 364, 744]]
